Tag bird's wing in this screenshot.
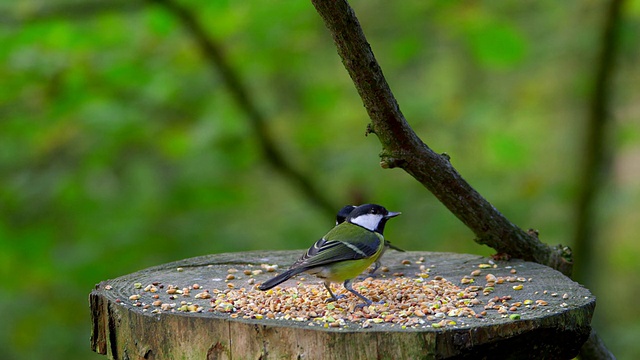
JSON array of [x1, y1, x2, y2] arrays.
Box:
[[290, 223, 382, 270]]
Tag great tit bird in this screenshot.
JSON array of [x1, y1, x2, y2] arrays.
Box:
[[336, 205, 405, 275], [258, 204, 400, 306]]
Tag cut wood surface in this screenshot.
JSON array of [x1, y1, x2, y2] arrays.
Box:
[[90, 251, 595, 359]]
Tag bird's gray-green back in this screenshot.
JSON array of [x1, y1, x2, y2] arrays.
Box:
[[289, 222, 383, 270]]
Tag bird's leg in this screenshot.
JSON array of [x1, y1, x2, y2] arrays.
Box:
[[343, 279, 373, 308], [323, 281, 345, 302]]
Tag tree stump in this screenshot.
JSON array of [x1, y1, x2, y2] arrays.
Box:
[[90, 251, 594, 359]]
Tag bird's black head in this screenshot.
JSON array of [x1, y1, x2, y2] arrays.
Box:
[[336, 205, 356, 225], [346, 204, 401, 234]]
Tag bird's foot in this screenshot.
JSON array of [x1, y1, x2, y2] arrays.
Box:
[[325, 294, 347, 303]]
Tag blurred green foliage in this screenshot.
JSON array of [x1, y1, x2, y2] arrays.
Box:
[[1, 0, 639, 359]]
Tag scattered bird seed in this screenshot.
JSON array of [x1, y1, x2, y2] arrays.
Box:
[[460, 276, 474, 284], [195, 291, 212, 299], [119, 260, 580, 330], [483, 287, 495, 295]]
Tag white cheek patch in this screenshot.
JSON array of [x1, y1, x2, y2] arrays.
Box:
[[350, 214, 384, 231]]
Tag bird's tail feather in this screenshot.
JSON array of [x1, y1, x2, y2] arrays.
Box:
[[258, 267, 305, 290]]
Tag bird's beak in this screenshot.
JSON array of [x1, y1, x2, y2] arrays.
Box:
[[386, 211, 401, 218]]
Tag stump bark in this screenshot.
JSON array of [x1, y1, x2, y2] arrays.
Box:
[[90, 251, 594, 359]]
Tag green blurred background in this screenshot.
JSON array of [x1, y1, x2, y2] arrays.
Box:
[[1, 0, 639, 358]]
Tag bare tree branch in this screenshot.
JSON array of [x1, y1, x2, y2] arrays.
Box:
[[147, 0, 337, 216], [310, 0, 572, 276]]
